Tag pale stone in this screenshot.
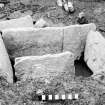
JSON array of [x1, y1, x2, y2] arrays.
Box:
[[57, 0, 63, 7], [0, 15, 33, 30], [84, 30, 105, 76], [14, 51, 75, 81], [2, 27, 63, 58], [0, 3, 4, 8], [64, 3, 69, 12], [68, 2, 75, 13], [34, 18, 48, 28], [63, 23, 96, 59], [0, 34, 13, 83]]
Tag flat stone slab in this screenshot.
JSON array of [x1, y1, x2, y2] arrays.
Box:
[[84, 30, 105, 76], [0, 34, 13, 83], [2, 27, 63, 58], [2, 23, 96, 59], [63, 23, 96, 59], [0, 15, 33, 30], [14, 51, 75, 81]]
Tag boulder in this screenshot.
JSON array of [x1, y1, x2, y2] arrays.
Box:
[[84, 30, 105, 76], [63, 23, 96, 59], [0, 34, 13, 83], [14, 51, 75, 81], [0, 15, 33, 30], [2, 27, 63, 58]]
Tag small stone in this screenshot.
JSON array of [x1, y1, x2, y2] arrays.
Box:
[[14, 51, 75, 81], [0, 3, 4, 8], [57, 0, 63, 7], [63, 3, 69, 12], [77, 12, 88, 24], [0, 34, 13, 83], [84, 30, 105, 76], [78, 12, 85, 19], [34, 18, 48, 28], [68, 2, 75, 13], [36, 89, 43, 95]]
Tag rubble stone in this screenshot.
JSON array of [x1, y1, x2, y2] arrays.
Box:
[[2, 27, 63, 57], [14, 51, 75, 81], [63, 23, 96, 59], [84, 30, 105, 76], [0, 34, 13, 83], [0, 15, 33, 30], [34, 18, 49, 28]]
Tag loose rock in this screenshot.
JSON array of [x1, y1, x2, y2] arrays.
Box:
[[0, 34, 13, 83], [34, 18, 49, 28], [68, 1, 75, 13], [63, 23, 96, 59], [0, 3, 4, 8], [0, 15, 33, 30], [84, 30, 105, 76], [14, 51, 75, 82], [57, 0, 63, 7], [2, 27, 63, 57]]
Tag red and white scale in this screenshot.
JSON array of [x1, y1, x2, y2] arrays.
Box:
[[41, 93, 79, 101]]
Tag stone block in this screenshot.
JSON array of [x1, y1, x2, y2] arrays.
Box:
[[14, 51, 75, 81], [63, 23, 96, 59], [0, 34, 13, 83], [0, 15, 33, 30], [84, 30, 105, 76], [2, 27, 63, 57]]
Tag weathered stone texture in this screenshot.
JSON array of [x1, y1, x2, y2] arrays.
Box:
[[2, 23, 96, 59], [0, 15, 33, 30], [63, 23, 96, 59], [14, 51, 75, 81], [84, 30, 105, 76], [2, 27, 63, 58], [0, 34, 13, 83]]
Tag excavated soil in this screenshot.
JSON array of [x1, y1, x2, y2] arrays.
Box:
[[0, 0, 105, 105]]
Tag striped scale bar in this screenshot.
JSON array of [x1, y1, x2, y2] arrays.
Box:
[[41, 93, 79, 101]]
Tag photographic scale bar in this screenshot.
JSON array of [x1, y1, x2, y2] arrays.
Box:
[[41, 93, 79, 101]]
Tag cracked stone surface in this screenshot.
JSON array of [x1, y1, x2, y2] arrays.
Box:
[[0, 15, 33, 30], [14, 51, 75, 82], [0, 34, 13, 83], [2, 23, 96, 59], [84, 30, 105, 77], [63, 23, 96, 59]]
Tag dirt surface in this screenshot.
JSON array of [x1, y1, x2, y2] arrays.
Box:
[[0, 0, 105, 105]]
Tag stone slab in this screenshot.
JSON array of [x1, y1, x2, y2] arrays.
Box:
[[14, 51, 75, 81], [63, 23, 96, 59], [0, 15, 33, 30], [2, 27, 63, 58], [84, 30, 105, 76], [0, 34, 13, 83]]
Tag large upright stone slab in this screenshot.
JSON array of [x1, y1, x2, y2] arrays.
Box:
[[0, 34, 13, 83], [63, 23, 96, 59], [14, 51, 75, 81], [0, 15, 33, 30], [84, 30, 105, 76], [2, 27, 63, 58]]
